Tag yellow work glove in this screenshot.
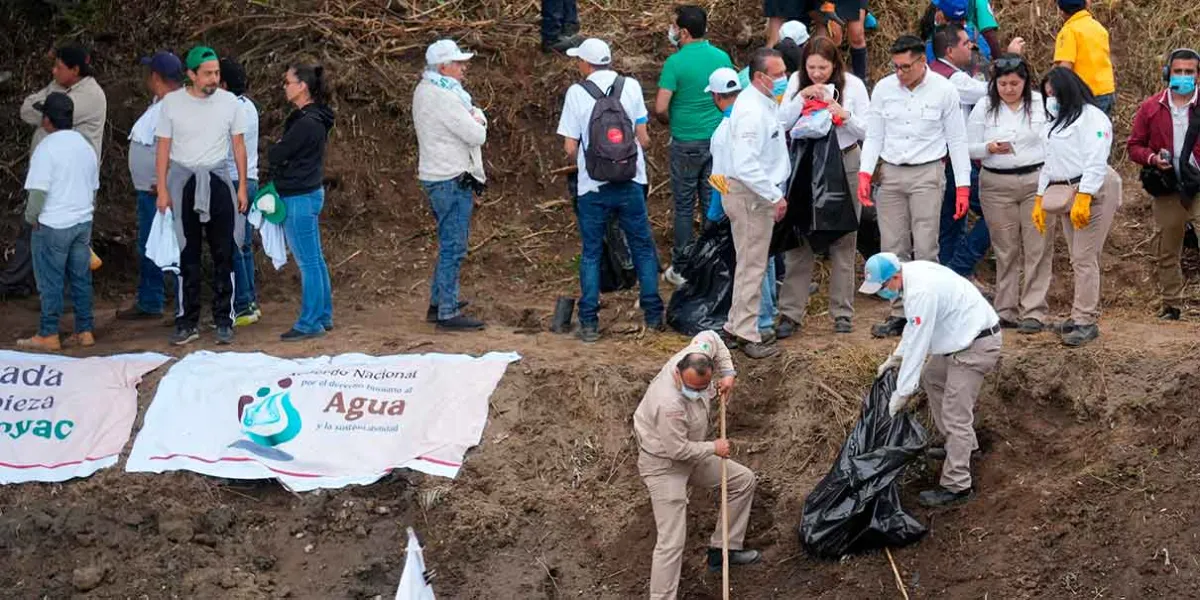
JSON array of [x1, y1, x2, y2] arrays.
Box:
[[1070, 192, 1093, 230], [89, 249, 102, 271], [708, 173, 730, 196], [1031, 195, 1046, 235]]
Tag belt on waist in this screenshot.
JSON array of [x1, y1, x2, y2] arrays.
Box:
[[885, 157, 943, 168], [975, 323, 1001, 340], [982, 163, 1043, 176], [1049, 176, 1083, 186]]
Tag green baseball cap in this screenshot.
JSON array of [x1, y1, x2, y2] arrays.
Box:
[[254, 182, 286, 225], [185, 46, 218, 71]]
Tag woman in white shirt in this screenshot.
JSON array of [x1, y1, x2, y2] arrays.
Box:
[[967, 54, 1048, 334], [774, 37, 870, 336], [1032, 66, 1123, 347]]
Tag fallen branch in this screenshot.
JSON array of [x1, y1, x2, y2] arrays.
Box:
[[885, 548, 910, 600]]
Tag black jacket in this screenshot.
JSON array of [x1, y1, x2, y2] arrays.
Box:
[[269, 103, 335, 195]]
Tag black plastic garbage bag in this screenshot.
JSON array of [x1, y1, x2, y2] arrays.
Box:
[[799, 368, 929, 558], [666, 220, 736, 335]]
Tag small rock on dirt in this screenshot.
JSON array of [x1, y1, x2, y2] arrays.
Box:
[[202, 507, 236, 534], [72, 565, 107, 592], [159, 518, 195, 544]]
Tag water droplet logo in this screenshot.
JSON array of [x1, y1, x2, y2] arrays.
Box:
[[228, 377, 302, 462]]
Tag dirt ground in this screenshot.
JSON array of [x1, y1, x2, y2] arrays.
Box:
[[3, 0, 1200, 598]]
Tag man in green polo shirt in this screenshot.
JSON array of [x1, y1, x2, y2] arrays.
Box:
[[655, 4, 734, 286]]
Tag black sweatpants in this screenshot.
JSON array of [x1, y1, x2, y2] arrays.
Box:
[[177, 174, 236, 329]]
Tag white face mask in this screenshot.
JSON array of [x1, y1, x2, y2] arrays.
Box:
[[668, 26, 680, 47], [1045, 96, 1059, 116], [680, 386, 706, 401]]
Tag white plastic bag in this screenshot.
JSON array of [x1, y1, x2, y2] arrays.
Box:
[[247, 208, 289, 270], [790, 109, 833, 140], [395, 527, 435, 600], [146, 209, 180, 271]]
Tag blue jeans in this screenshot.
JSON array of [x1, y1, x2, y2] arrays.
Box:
[[1094, 93, 1115, 116], [422, 179, 474, 321], [670, 139, 713, 268], [232, 179, 259, 313], [135, 190, 165, 313], [577, 182, 664, 327], [939, 162, 990, 277], [758, 258, 777, 331], [281, 189, 332, 334], [541, 0, 578, 42], [32, 221, 94, 336]]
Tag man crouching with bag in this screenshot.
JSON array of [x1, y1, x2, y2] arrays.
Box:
[[633, 330, 760, 599]]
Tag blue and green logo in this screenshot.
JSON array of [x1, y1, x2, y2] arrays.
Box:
[[228, 377, 301, 462]]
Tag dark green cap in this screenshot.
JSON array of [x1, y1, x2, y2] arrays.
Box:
[[185, 46, 218, 71]]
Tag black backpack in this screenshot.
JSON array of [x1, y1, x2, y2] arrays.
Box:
[[579, 76, 638, 183]]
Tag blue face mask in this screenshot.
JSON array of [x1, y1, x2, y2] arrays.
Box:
[[771, 76, 789, 100], [877, 287, 899, 301], [722, 106, 733, 117], [1170, 74, 1197, 96]]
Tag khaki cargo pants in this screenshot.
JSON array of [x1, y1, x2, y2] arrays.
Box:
[[978, 169, 1052, 323], [723, 179, 776, 342], [921, 332, 1002, 492], [876, 161, 946, 318], [1152, 192, 1200, 306], [1059, 167, 1122, 325], [640, 451, 756, 600]]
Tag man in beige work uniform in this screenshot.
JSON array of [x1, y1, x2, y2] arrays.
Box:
[[634, 330, 760, 599]]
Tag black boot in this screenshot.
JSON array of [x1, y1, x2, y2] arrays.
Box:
[[918, 487, 974, 508], [870, 316, 906, 338], [706, 548, 762, 571]]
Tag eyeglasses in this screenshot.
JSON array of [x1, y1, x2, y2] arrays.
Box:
[[892, 57, 923, 73]]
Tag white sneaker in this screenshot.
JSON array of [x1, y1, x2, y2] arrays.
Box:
[[663, 266, 687, 287]]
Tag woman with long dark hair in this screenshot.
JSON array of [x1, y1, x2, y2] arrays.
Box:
[[271, 63, 336, 341], [967, 54, 1049, 334], [1032, 66, 1122, 347], [775, 36, 870, 336]]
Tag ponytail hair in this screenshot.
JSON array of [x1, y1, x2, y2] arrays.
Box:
[[291, 63, 329, 104]]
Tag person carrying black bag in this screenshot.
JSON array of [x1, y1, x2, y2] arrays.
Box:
[[1127, 48, 1200, 321]]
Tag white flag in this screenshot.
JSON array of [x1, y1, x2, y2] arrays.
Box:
[[396, 527, 435, 600]]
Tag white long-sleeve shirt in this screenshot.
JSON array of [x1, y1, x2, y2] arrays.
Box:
[[709, 111, 733, 177], [860, 70, 971, 184], [936, 58, 988, 124], [414, 79, 488, 184], [967, 94, 1047, 170], [1037, 104, 1113, 196], [780, 72, 870, 150], [728, 87, 790, 203], [893, 261, 1000, 398]]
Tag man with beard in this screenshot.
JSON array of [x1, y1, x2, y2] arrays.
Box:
[[155, 46, 250, 346]]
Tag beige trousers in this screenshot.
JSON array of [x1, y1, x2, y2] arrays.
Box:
[[1152, 192, 1200, 305], [979, 169, 1052, 322], [1059, 167, 1122, 325], [723, 179, 776, 342], [921, 332, 1002, 492], [642, 453, 756, 600], [876, 161, 946, 317], [778, 146, 862, 323]]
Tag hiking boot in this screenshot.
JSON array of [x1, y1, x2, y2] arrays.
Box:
[[1159, 306, 1181, 321], [116, 305, 163, 320], [662, 266, 687, 287], [871, 316, 906, 338], [215, 325, 235, 345], [834, 316, 853, 334], [739, 339, 779, 359], [707, 548, 762, 571], [759, 328, 777, 344], [16, 334, 61, 352], [170, 327, 200, 346], [578, 325, 600, 343], [426, 301, 470, 323], [65, 331, 95, 347], [543, 33, 583, 54], [281, 328, 326, 342], [562, 22, 580, 37], [776, 316, 799, 340], [1062, 323, 1099, 347], [1017, 318, 1044, 335], [718, 329, 739, 349], [322, 323, 335, 332], [999, 318, 1019, 329], [437, 315, 486, 331], [1054, 318, 1076, 335], [646, 320, 667, 333], [925, 446, 982, 461], [918, 487, 975, 508], [234, 304, 260, 327]]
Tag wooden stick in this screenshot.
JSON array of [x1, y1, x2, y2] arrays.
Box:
[[720, 391, 730, 600], [885, 548, 909, 600]]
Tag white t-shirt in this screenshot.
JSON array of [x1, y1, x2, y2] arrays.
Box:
[[156, 87, 247, 169], [226, 95, 260, 181], [556, 70, 649, 196], [24, 130, 99, 229]]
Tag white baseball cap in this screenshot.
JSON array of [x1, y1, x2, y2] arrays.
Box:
[[704, 67, 742, 93], [566, 38, 612, 66], [780, 21, 810, 45], [425, 39, 474, 66]]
